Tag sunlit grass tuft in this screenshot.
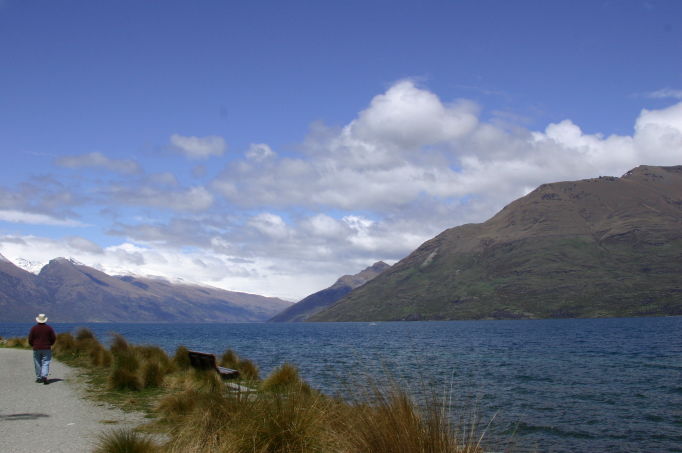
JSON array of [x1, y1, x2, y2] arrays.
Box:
[[93, 428, 158, 453], [37, 331, 494, 453], [261, 362, 312, 394], [172, 345, 191, 370], [219, 348, 239, 368], [5, 336, 29, 348]]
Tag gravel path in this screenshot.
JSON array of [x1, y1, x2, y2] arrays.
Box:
[[0, 348, 147, 453]]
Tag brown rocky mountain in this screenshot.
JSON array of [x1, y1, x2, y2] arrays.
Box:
[[0, 254, 50, 321], [310, 165, 682, 321], [268, 261, 390, 322], [0, 256, 290, 322]]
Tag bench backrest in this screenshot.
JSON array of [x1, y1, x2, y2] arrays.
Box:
[[188, 351, 218, 371]]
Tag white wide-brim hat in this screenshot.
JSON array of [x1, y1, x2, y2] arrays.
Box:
[[36, 313, 48, 323]]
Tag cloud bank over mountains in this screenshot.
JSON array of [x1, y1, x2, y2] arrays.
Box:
[[2, 80, 682, 299]]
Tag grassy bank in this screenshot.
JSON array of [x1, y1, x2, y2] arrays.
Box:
[[1, 332, 488, 453]]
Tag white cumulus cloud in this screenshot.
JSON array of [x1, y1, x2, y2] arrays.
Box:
[[645, 88, 682, 100], [0, 209, 86, 227], [170, 134, 227, 159], [5, 82, 682, 300], [56, 152, 141, 174], [246, 143, 276, 161]]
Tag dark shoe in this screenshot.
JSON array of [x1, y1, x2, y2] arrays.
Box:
[[35, 378, 42, 383], [42, 377, 49, 385]]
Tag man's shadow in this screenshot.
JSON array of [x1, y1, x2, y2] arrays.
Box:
[[43, 378, 64, 385], [0, 413, 50, 421]]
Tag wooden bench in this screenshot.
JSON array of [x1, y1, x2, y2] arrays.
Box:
[[187, 350, 240, 380]]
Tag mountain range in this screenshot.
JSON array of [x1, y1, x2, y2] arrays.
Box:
[[0, 256, 290, 322], [310, 165, 682, 321], [268, 261, 390, 322]]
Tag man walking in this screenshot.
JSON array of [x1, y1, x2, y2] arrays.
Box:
[[28, 313, 56, 384]]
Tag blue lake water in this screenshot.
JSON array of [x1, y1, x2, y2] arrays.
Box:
[[2, 317, 681, 452]]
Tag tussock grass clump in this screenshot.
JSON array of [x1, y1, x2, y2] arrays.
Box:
[[161, 381, 337, 452], [190, 368, 223, 394], [110, 334, 130, 356], [93, 428, 158, 453], [156, 389, 201, 423], [137, 345, 172, 367], [261, 362, 312, 394], [108, 350, 142, 391], [142, 360, 165, 389], [53, 330, 113, 368], [137, 345, 174, 376], [75, 327, 96, 341], [230, 389, 336, 453], [52, 332, 76, 356], [237, 357, 260, 381], [219, 348, 239, 368], [338, 382, 484, 453], [109, 366, 143, 391], [89, 342, 113, 367], [172, 345, 191, 370], [163, 392, 242, 453], [219, 348, 260, 381], [5, 336, 29, 348]]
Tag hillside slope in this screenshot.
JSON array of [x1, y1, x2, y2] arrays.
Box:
[[310, 165, 682, 321], [268, 261, 390, 322]]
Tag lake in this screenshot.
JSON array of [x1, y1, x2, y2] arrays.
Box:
[[2, 317, 681, 452]]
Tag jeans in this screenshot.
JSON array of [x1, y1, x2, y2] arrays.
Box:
[[33, 349, 52, 379]]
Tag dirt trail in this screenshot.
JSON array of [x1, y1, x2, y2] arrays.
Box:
[[0, 348, 145, 453]]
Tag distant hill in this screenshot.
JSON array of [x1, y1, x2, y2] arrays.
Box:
[[310, 165, 682, 321], [268, 261, 390, 322], [0, 256, 290, 322]]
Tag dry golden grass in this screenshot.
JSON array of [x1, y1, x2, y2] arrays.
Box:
[[172, 345, 191, 370], [110, 333, 131, 355], [261, 362, 312, 395], [336, 382, 485, 453], [219, 348, 239, 368], [39, 331, 492, 453], [5, 336, 29, 348], [75, 327, 96, 341], [93, 428, 159, 453], [236, 357, 260, 381]]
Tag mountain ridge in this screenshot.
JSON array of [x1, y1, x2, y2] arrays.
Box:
[[310, 165, 682, 321], [0, 256, 290, 322]]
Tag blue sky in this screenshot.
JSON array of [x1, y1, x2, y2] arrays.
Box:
[[1, 0, 681, 300]]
